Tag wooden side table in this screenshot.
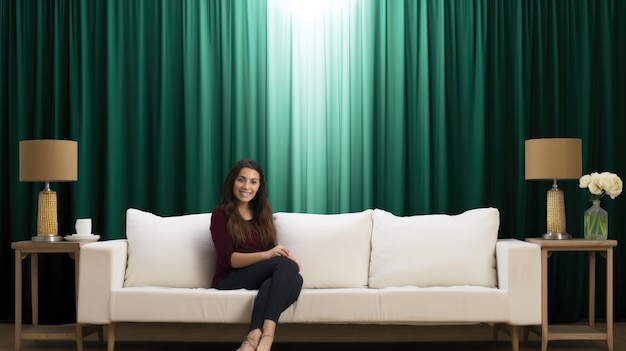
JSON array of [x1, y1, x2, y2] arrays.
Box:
[[12, 240, 100, 350], [525, 238, 617, 351]]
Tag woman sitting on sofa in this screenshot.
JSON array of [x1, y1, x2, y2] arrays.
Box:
[[211, 159, 303, 351]]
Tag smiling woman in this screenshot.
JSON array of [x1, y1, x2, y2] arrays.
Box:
[[211, 159, 303, 351]]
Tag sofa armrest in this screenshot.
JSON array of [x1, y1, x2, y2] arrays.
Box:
[[77, 239, 128, 324], [496, 239, 541, 325]]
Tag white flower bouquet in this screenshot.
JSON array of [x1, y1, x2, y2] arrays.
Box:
[[579, 172, 623, 201], [579, 172, 622, 239]]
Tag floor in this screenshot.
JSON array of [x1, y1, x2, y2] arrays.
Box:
[[1, 322, 624, 351]]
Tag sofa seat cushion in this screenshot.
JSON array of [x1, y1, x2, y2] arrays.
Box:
[[369, 208, 499, 289], [281, 288, 381, 323], [124, 209, 215, 289], [111, 287, 383, 324], [110, 287, 256, 323], [110, 286, 509, 325], [274, 210, 373, 288], [378, 286, 508, 323]]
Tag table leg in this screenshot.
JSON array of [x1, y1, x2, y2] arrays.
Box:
[[31, 253, 38, 326], [607, 248, 613, 351], [14, 250, 22, 350], [74, 251, 83, 350], [541, 248, 548, 351], [589, 252, 596, 327]]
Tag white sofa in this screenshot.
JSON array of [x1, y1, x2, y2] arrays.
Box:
[[77, 207, 541, 351]]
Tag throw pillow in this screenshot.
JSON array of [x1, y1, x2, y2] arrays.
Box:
[[124, 208, 214, 288], [274, 210, 373, 289], [368, 207, 499, 289]]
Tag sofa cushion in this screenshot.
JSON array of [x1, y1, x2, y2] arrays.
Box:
[[274, 210, 373, 289], [124, 208, 214, 288], [368, 208, 499, 289]]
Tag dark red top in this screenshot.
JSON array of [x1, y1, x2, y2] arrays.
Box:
[[210, 205, 266, 287]]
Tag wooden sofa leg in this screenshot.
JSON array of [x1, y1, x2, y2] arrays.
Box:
[[76, 323, 84, 350], [107, 323, 117, 351], [523, 326, 530, 341], [492, 323, 500, 341], [509, 325, 519, 351]]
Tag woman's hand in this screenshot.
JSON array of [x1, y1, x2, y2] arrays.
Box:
[[267, 245, 300, 271], [267, 245, 291, 259], [231, 245, 299, 269]]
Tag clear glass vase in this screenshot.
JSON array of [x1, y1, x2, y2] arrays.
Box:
[[584, 200, 608, 240]]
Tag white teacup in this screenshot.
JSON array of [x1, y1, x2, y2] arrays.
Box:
[[75, 218, 92, 236]]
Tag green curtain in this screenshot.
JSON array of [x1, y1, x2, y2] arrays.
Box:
[[1, 0, 625, 325]]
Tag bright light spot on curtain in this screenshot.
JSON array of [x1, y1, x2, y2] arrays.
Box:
[[278, 0, 351, 21], [267, 0, 359, 212]]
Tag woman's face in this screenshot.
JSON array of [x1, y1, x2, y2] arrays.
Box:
[[233, 167, 261, 206]]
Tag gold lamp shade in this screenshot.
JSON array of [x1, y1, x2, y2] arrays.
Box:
[[19, 140, 78, 241], [525, 138, 582, 239]]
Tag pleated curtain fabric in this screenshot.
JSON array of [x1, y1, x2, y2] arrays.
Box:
[[1, 0, 625, 324]]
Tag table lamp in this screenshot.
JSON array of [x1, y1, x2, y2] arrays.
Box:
[[19, 140, 78, 242], [525, 138, 582, 239]]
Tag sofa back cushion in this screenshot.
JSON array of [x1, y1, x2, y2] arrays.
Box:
[[274, 210, 373, 289], [368, 208, 499, 289], [124, 208, 215, 288]]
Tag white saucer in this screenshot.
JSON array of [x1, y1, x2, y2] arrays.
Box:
[[65, 234, 100, 242]]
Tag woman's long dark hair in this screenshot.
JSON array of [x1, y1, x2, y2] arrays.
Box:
[[219, 159, 276, 248]]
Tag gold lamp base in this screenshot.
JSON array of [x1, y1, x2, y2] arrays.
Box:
[[32, 188, 63, 242], [542, 184, 571, 240]]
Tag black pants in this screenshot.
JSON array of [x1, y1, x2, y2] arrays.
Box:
[[215, 256, 303, 331]]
